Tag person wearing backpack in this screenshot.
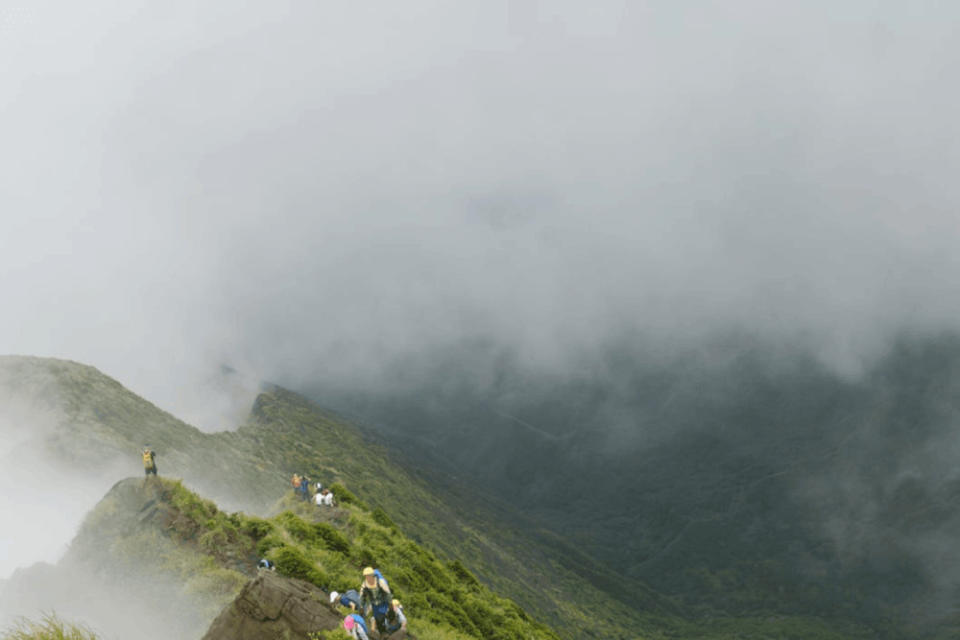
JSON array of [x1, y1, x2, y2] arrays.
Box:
[[381, 599, 407, 636], [330, 589, 362, 611], [359, 566, 392, 634], [343, 613, 370, 640], [142, 446, 157, 476]]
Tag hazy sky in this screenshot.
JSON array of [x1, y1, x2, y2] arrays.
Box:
[[2, 1, 960, 425]]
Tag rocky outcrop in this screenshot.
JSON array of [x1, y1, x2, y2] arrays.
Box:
[[201, 570, 341, 640]]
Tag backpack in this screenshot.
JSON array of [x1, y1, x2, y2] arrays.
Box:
[[342, 589, 361, 609], [373, 569, 389, 590], [349, 613, 367, 633]]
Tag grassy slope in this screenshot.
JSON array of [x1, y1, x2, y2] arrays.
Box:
[[1, 356, 881, 639], [1, 614, 99, 640], [67, 475, 557, 640]]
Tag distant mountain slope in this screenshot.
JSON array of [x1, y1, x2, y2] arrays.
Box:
[[305, 335, 960, 636], [0, 355, 882, 639]]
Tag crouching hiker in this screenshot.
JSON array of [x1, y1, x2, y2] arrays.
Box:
[[343, 614, 370, 640], [360, 567, 392, 634], [330, 589, 362, 611], [381, 599, 407, 637], [257, 558, 275, 571], [142, 446, 158, 476]]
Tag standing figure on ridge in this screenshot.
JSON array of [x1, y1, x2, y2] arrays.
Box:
[[291, 473, 301, 495], [142, 445, 157, 476]]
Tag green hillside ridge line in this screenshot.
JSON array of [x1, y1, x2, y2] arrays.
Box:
[[0, 356, 655, 638], [79, 475, 556, 639], [0, 356, 882, 639]]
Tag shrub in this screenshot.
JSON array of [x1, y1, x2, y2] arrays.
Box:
[[352, 545, 378, 569], [198, 528, 229, 553], [313, 522, 351, 554], [276, 511, 315, 543], [273, 545, 329, 587], [238, 515, 273, 539], [256, 534, 285, 558], [371, 507, 396, 529], [329, 483, 360, 506], [448, 560, 480, 589]]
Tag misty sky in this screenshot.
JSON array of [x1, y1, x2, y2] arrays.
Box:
[[2, 1, 960, 426]]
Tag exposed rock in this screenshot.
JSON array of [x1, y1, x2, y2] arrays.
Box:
[[201, 570, 341, 640]]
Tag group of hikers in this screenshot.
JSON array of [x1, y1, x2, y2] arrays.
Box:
[[331, 567, 407, 639], [282, 477, 407, 637], [291, 473, 335, 507], [140, 451, 406, 636], [253, 560, 407, 637]]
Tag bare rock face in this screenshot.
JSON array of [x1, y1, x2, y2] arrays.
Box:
[[201, 570, 341, 640]]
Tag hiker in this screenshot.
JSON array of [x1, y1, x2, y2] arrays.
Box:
[[291, 473, 301, 493], [359, 567, 392, 634], [381, 599, 407, 636], [330, 589, 362, 611], [316, 481, 323, 493], [300, 475, 311, 501], [257, 558, 275, 571], [315, 488, 334, 507], [343, 613, 370, 640], [142, 446, 157, 476]]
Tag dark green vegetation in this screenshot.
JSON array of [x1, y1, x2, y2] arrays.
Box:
[[0, 355, 894, 638], [306, 335, 960, 638]]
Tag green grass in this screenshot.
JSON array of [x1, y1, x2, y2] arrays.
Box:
[[1, 614, 99, 640], [262, 494, 559, 639]]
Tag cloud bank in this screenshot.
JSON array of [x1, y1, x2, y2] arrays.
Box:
[[2, 1, 960, 422]]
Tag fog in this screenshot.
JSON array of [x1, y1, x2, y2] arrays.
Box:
[[0, 367, 129, 580], [0, 1, 958, 424]]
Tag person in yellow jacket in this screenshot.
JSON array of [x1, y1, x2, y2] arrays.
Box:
[[142, 446, 158, 476]]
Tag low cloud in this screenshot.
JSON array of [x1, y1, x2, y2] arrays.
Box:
[[1, 1, 959, 425]]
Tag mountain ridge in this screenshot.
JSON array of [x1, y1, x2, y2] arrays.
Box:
[[0, 355, 886, 639]]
